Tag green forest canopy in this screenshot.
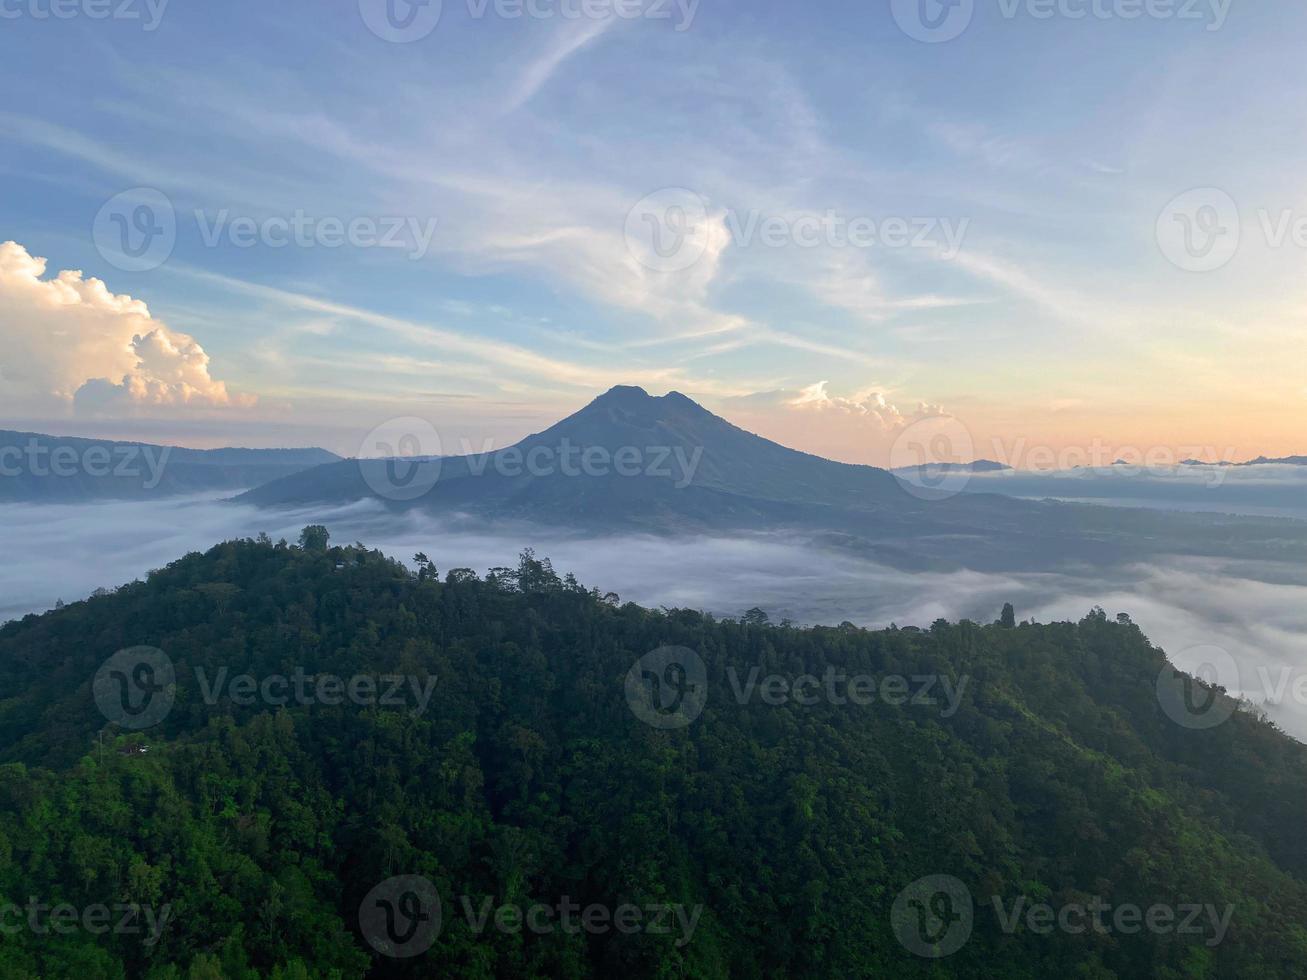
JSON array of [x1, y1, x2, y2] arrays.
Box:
[[0, 533, 1305, 978]]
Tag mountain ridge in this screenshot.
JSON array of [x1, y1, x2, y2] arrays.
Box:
[[0, 429, 340, 502], [232, 386, 1307, 573]]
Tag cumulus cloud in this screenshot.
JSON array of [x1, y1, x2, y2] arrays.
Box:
[[0, 241, 253, 415], [786, 380, 944, 429], [720, 382, 948, 465]]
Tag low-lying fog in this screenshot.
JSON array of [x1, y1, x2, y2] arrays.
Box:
[[952, 462, 1307, 519], [4, 494, 1306, 738]]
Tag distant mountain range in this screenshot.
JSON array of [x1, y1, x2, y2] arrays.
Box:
[[1235, 455, 1307, 466], [237, 386, 1307, 572], [1175, 457, 1307, 467], [0, 429, 340, 502], [890, 459, 1012, 474]]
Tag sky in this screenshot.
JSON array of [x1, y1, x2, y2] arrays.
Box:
[[1, 0, 1305, 465]]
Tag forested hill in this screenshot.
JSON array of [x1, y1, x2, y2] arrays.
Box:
[[2, 536, 1307, 978]]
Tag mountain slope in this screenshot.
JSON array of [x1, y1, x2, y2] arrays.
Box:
[[1, 537, 1306, 977], [0, 430, 340, 501], [235, 386, 1307, 573], [237, 385, 907, 519]]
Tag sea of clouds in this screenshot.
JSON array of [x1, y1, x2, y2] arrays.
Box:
[[3, 490, 1306, 737]]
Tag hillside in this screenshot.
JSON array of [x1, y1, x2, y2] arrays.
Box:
[[0, 430, 340, 502], [1, 535, 1306, 977]]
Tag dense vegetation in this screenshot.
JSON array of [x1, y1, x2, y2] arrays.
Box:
[[1, 533, 1306, 978]]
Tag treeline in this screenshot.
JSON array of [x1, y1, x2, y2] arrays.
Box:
[[0, 534, 1305, 977]]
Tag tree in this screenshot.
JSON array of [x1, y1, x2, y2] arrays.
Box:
[[298, 525, 329, 551], [999, 602, 1016, 628]]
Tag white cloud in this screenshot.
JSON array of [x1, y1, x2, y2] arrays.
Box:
[[502, 17, 618, 114], [0, 241, 252, 416], [787, 380, 942, 429]]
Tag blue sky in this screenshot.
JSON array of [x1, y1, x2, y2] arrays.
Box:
[[1, 0, 1304, 462]]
